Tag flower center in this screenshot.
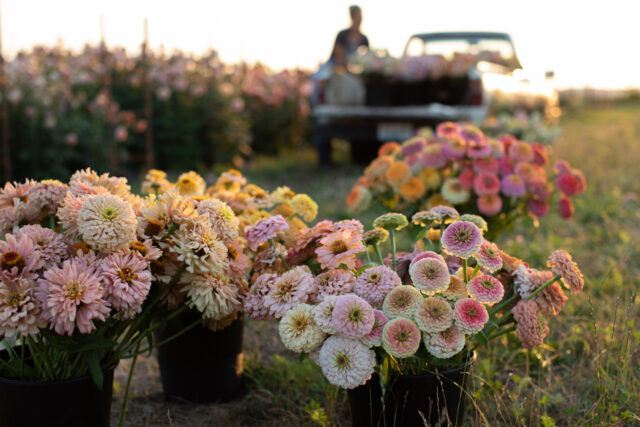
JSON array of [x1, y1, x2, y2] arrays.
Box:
[[65, 281, 84, 300], [227, 245, 239, 260], [118, 266, 137, 284], [395, 330, 409, 342], [348, 308, 362, 322], [429, 307, 442, 318], [455, 229, 471, 243], [466, 307, 477, 317], [130, 241, 147, 254], [481, 279, 495, 290], [277, 282, 292, 298], [9, 290, 22, 307], [101, 206, 117, 220], [394, 295, 408, 308], [368, 272, 380, 283], [293, 317, 307, 331], [335, 352, 351, 369], [144, 218, 165, 236], [1, 251, 24, 271], [330, 239, 348, 255], [423, 267, 438, 279]]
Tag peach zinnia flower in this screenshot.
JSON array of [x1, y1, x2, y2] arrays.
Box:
[[0, 277, 45, 338], [332, 294, 376, 339], [15, 225, 69, 270], [354, 265, 402, 308], [77, 194, 137, 252], [399, 178, 426, 202], [547, 250, 584, 294], [424, 324, 466, 359], [316, 230, 364, 270], [512, 300, 549, 349], [477, 194, 503, 216], [39, 258, 110, 335], [100, 251, 152, 319], [385, 161, 411, 186]]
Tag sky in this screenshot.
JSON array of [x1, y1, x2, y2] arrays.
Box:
[[3, 0, 639, 89]]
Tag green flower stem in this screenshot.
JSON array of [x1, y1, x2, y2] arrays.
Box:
[[390, 230, 397, 272], [27, 336, 54, 380], [374, 243, 384, 265], [49, 214, 56, 231], [489, 293, 519, 316], [525, 274, 562, 301], [462, 259, 468, 283], [119, 342, 141, 427], [269, 239, 290, 270], [488, 325, 516, 340], [470, 264, 481, 280], [424, 236, 436, 252], [496, 312, 514, 327], [127, 317, 202, 357], [365, 249, 372, 264]]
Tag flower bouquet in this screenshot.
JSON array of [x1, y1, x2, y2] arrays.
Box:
[[0, 169, 214, 427], [247, 207, 583, 426], [347, 122, 586, 240], [139, 168, 318, 401]]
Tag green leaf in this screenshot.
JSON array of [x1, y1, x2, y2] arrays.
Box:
[[475, 331, 490, 347], [85, 351, 104, 390]]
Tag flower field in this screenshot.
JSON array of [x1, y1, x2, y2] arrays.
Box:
[[106, 102, 640, 426]]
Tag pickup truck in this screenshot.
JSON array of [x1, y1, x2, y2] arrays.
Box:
[[312, 31, 558, 163]]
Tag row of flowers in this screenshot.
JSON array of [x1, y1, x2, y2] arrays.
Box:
[[4, 44, 311, 180], [347, 122, 585, 239]]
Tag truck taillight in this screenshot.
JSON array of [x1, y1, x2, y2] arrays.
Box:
[[469, 78, 483, 106]]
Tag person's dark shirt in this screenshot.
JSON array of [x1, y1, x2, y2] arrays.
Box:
[[331, 29, 369, 62]]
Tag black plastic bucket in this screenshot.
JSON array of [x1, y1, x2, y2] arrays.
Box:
[[348, 353, 475, 427], [0, 353, 116, 427], [156, 312, 244, 403]]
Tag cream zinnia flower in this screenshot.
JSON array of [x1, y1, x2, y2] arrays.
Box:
[[170, 221, 228, 275], [182, 271, 242, 321], [77, 194, 137, 252], [196, 198, 239, 244], [279, 303, 326, 353]]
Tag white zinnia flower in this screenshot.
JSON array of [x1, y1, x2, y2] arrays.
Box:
[[279, 303, 326, 353], [317, 335, 376, 389], [76, 194, 136, 252], [196, 198, 239, 244], [171, 221, 228, 275], [182, 271, 242, 321], [314, 295, 338, 334]]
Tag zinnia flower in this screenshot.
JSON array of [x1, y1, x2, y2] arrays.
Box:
[[182, 271, 242, 321], [512, 299, 549, 349], [477, 194, 503, 216], [317, 335, 376, 389], [331, 294, 375, 339], [264, 266, 315, 319], [362, 228, 389, 246], [0, 233, 43, 280], [244, 215, 290, 251], [422, 144, 447, 169], [316, 229, 364, 270], [196, 198, 239, 244], [57, 193, 89, 238], [290, 194, 318, 222], [373, 213, 408, 231], [244, 272, 277, 320], [39, 258, 110, 335], [458, 214, 488, 234], [100, 251, 152, 319], [0, 278, 45, 338], [361, 310, 388, 347], [473, 173, 500, 196], [77, 194, 137, 252], [501, 174, 526, 198], [311, 269, 355, 303], [175, 171, 206, 197], [547, 250, 584, 294], [467, 275, 504, 305], [442, 276, 468, 301], [346, 186, 372, 211], [424, 324, 466, 359], [558, 196, 574, 219], [475, 240, 502, 272], [441, 221, 483, 259], [382, 285, 421, 318], [414, 297, 453, 333], [382, 317, 421, 358], [171, 221, 229, 275], [15, 225, 68, 270], [314, 295, 339, 334], [441, 178, 470, 205], [453, 298, 488, 334], [279, 303, 326, 353], [353, 265, 401, 308], [409, 257, 450, 294]]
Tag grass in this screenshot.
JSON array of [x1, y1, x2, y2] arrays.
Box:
[[116, 104, 640, 426]]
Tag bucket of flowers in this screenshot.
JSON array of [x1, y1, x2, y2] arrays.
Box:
[[246, 207, 583, 426], [0, 169, 212, 427], [346, 122, 586, 240], [139, 169, 318, 402]]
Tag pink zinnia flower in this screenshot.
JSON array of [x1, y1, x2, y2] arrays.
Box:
[[415, 297, 453, 333], [477, 194, 503, 216], [514, 162, 537, 184], [409, 257, 450, 295], [508, 141, 534, 164], [382, 285, 421, 318], [264, 266, 315, 319], [531, 142, 548, 166], [454, 298, 488, 334], [556, 173, 580, 197], [558, 196, 574, 219], [512, 300, 549, 349], [353, 265, 401, 308], [475, 240, 503, 272], [467, 139, 491, 159], [422, 143, 447, 169], [361, 309, 388, 347], [547, 250, 584, 294], [473, 158, 500, 174], [436, 121, 461, 139], [317, 335, 376, 389], [382, 317, 421, 358], [441, 221, 483, 259], [0, 277, 45, 338], [424, 324, 466, 359], [331, 294, 375, 339], [100, 251, 152, 319], [467, 275, 504, 305], [501, 174, 526, 198], [443, 137, 467, 159], [39, 258, 110, 335], [244, 215, 290, 251], [310, 269, 355, 303], [527, 197, 550, 218], [400, 137, 426, 157], [244, 273, 277, 320], [499, 156, 514, 176], [316, 230, 364, 270], [409, 251, 446, 269], [459, 167, 475, 190], [461, 125, 485, 145], [488, 138, 505, 158], [15, 225, 69, 270], [554, 160, 571, 175], [0, 234, 43, 281], [473, 172, 500, 196]]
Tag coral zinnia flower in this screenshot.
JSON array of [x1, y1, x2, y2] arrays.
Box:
[[316, 230, 364, 270], [512, 299, 549, 349], [477, 194, 503, 216], [453, 298, 488, 334], [475, 240, 503, 272], [467, 275, 504, 305]]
